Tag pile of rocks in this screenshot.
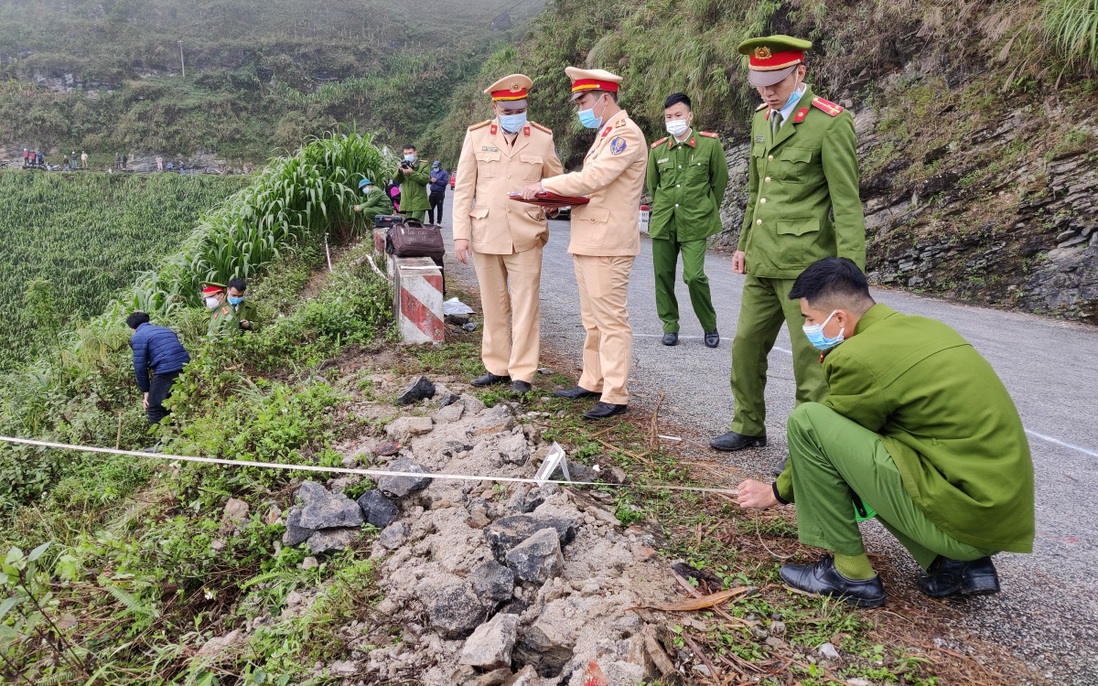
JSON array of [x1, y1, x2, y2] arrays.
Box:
[[278, 379, 684, 686]]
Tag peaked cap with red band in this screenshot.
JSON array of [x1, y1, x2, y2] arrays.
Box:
[[564, 66, 623, 101], [484, 73, 533, 106], [202, 282, 226, 296], [736, 35, 812, 87]]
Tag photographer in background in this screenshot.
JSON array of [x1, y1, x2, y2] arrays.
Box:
[[391, 144, 431, 222], [427, 160, 450, 225]]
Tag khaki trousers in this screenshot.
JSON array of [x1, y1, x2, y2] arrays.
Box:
[[573, 254, 634, 405], [472, 247, 543, 383]]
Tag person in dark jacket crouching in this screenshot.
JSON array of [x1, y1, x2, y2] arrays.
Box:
[[127, 312, 191, 427]]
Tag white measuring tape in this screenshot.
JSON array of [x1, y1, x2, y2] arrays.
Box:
[[0, 436, 740, 497]]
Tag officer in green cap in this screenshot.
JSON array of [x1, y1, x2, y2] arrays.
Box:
[[646, 92, 729, 348], [354, 177, 391, 227], [711, 34, 866, 455]]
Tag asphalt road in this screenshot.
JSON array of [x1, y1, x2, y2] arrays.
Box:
[[436, 195, 1098, 684]]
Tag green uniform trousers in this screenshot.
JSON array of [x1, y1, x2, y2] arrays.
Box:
[[787, 403, 995, 570], [652, 233, 716, 333], [730, 275, 825, 436], [401, 210, 426, 222]]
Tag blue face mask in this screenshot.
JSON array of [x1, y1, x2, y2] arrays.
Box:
[[802, 310, 845, 350], [499, 112, 527, 133], [577, 95, 605, 129], [403, 154, 415, 163], [227, 295, 244, 306]]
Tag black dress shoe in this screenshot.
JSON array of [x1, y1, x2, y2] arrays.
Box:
[[583, 402, 628, 420], [704, 330, 719, 348], [511, 380, 532, 394], [918, 556, 1000, 597], [780, 555, 886, 608], [661, 332, 679, 346], [553, 386, 599, 400], [709, 431, 767, 452], [471, 372, 510, 387]]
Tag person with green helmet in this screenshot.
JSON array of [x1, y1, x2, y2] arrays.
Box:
[[354, 177, 391, 226], [391, 144, 431, 222], [711, 34, 866, 456]]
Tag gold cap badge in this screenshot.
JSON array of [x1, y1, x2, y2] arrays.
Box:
[[754, 46, 772, 59]]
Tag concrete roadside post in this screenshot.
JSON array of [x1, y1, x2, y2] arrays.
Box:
[[394, 257, 444, 344]]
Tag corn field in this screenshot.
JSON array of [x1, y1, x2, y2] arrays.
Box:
[[0, 171, 249, 369]]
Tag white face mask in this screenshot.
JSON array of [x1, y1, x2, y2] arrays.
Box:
[[665, 119, 690, 137], [205, 297, 221, 310]]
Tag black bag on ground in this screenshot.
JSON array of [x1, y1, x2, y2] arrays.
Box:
[[386, 219, 445, 260], [374, 214, 402, 228]]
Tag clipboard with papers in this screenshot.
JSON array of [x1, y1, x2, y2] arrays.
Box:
[[507, 191, 590, 209]]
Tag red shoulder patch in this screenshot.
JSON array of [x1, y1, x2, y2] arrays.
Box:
[[699, 131, 719, 138], [811, 96, 844, 117], [792, 107, 809, 123], [650, 137, 668, 149]]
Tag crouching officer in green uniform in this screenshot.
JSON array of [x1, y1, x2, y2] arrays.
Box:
[[392, 144, 431, 222], [203, 282, 241, 338], [711, 35, 866, 453], [737, 258, 1035, 607], [354, 177, 391, 226], [646, 92, 729, 348]]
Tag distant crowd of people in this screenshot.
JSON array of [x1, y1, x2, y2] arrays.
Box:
[[18, 147, 197, 174]]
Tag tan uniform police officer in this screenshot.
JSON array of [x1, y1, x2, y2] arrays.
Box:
[[521, 67, 647, 420], [453, 74, 564, 394]]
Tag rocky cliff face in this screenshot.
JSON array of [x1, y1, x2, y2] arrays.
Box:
[[716, 109, 1097, 324]]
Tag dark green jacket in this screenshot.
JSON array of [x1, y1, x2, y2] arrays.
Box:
[[358, 187, 391, 225], [738, 87, 866, 278], [232, 300, 259, 332], [207, 303, 240, 338], [645, 130, 729, 242], [392, 160, 431, 213], [777, 304, 1035, 552]]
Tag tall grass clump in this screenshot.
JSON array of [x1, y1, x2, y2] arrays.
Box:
[[1044, 0, 1098, 71]]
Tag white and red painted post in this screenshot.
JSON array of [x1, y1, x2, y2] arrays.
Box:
[[394, 257, 444, 344]]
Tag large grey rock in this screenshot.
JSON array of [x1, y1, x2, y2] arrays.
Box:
[[398, 376, 436, 405], [485, 514, 576, 563], [460, 613, 520, 668], [377, 521, 409, 549], [424, 581, 486, 638], [296, 481, 364, 530], [513, 600, 576, 677], [306, 527, 359, 554], [385, 416, 435, 443], [378, 457, 433, 498], [469, 560, 514, 604], [505, 528, 563, 584], [357, 490, 400, 528], [282, 507, 314, 546], [497, 431, 530, 465]]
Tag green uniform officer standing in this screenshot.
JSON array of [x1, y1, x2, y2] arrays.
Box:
[[646, 92, 729, 348], [392, 144, 431, 222], [711, 35, 866, 453], [737, 258, 1034, 607]]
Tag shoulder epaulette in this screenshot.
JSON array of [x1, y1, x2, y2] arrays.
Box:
[[699, 131, 719, 138], [650, 137, 668, 149], [529, 121, 552, 134], [755, 103, 768, 111], [811, 96, 844, 117], [467, 119, 492, 131]]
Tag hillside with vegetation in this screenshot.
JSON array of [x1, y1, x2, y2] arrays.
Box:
[[427, 0, 1097, 322], [0, 0, 546, 163]]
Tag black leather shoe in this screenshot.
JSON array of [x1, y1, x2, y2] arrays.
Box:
[[704, 330, 719, 348], [583, 402, 628, 420], [661, 332, 679, 346], [918, 556, 1000, 597], [553, 386, 599, 400], [780, 555, 886, 608], [709, 431, 767, 452], [511, 380, 532, 394], [471, 372, 510, 387]]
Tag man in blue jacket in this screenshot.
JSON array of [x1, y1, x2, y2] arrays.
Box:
[[127, 312, 190, 426], [427, 160, 450, 225]]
